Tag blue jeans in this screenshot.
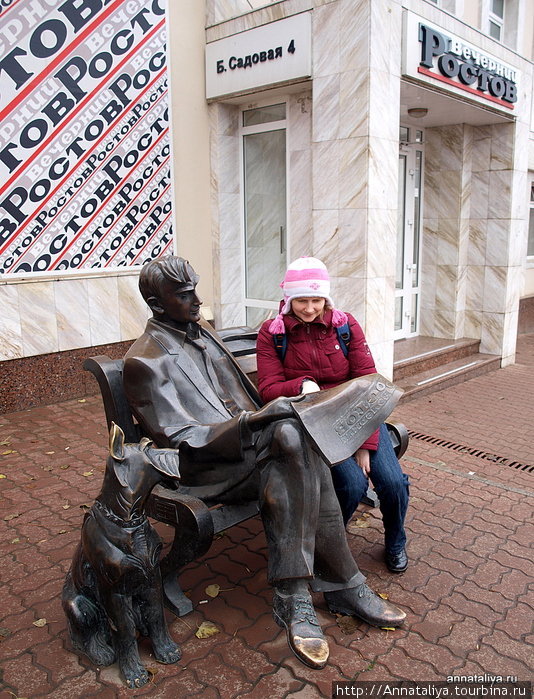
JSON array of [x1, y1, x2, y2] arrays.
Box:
[[330, 424, 409, 554]]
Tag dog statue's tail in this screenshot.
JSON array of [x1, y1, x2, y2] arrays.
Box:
[[62, 559, 115, 667]]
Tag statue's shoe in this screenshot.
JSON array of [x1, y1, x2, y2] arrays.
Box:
[[325, 583, 406, 627], [273, 589, 329, 669]]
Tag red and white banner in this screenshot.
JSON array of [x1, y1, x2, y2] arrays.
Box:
[[0, 0, 173, 275]]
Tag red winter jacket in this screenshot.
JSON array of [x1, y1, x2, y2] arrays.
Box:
[[256, 309, 379, 451]]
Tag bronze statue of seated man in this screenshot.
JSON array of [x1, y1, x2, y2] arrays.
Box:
[[123, 255, 406, 670]]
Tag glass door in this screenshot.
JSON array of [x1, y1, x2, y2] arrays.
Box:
[[395, 126, 423, 339], [241, 103, 288, 328]]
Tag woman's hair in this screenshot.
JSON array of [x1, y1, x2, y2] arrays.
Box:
[[139, 256, 199, 302]]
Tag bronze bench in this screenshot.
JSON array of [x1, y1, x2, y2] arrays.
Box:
[[84, 352, 409, 618]]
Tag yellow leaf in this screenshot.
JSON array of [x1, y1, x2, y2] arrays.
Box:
[[195, 621, 220, 639], [0, 438, 11, 445], [378, 592, 389, 600], [11, 538, 20, 544], [83, 471, 93, 477], [205, 584, 220, 598], [33, 618, 47, 627], [60, 465, 70, 470], [78, 399, 86, 403], [45, 451, 55, 455], [0, 474, 6, 479], [381, 627, 396, 631], [4, 513, 19, 521], [62, 505, 70, 510], [2, 450, 15, 455]]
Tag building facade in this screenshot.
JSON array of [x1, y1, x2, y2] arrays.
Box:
[[0, 0, 533, 409]]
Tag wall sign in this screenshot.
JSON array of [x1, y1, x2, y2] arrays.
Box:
[[0, 0, 174, 276], [402, 11, 519, 113], [205, 13, 311, 100]]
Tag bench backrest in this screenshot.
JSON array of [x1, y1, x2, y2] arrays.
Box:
[[83, 356, 142, 444]]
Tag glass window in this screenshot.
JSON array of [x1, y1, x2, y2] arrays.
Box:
[[243, 103, 286, 127], [488, 0, 504, 41]]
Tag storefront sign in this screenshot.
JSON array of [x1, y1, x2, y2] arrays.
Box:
[[205, 13, 311, 100], [0, 0, 173, 276], [402, 11, 519, 112]]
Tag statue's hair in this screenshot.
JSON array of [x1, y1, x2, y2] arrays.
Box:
[[139, 256, 199, 302]]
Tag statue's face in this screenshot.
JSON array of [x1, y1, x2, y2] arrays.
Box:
[[155, 280, 203, 325]]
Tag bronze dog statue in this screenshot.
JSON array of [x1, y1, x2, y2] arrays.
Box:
[[62, 423, 182, 688]]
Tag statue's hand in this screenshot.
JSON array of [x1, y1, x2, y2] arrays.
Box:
[[245, 397, 295, 430]]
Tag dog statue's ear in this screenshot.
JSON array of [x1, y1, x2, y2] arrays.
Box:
[[109, 422, 125, 462]]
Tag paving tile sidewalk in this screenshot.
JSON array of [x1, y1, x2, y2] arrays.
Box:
[[0, 336, 532, 698]]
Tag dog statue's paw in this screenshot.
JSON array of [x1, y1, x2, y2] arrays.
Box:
[[154, 640, 181, 664], [124, 666, 150, 689]]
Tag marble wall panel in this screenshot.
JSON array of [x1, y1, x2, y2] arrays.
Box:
[[88, 276, 121, 346], [490, 123, 514, 171], [220, 246, 243, 306], [368, 70, 400, 142], [464, 310, 482, 339], [313, 140, 341, 209], [485, 218, 511, 266], [118, 275, 149, 340], [367, 209, 396, 279], [470, 171, 490, 219], [55, 279, 91, 351], [472, 136, 491, 173], [18, 283, 59, 356], [339, 0, 368, 73], [439, 125, 464, 171], [289, 93, 312, 151], [312, 1, 341, 78], [220, 302, 244, 329], [433, 309, 456, 337], [332, 274, 366, 325], [338, 70, 369, 140], [0, 285, 23, 360], [466, 266, 484, 311], [480, 311, 505, 355], [482, 266, 508, 313], [488, 170, 513, 219], [437, 218, 460, 265], [365, 276, 389, 345], [502, 309, 519, 364], [368, 137, 400, 211], [437, 170, 462, 219], [370, 0, 401, 77], [435, 265, 459, 312], [338, 137, 369, 210], [313, 75, 340, 142], [312, 209, 339, 265], [468, 219, 487, 266], [336, 208, 368, 278]]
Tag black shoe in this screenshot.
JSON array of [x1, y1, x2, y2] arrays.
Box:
[[325, 584, 406, 628], [273, 589, 329, 669], [385, 548, 408, 573]]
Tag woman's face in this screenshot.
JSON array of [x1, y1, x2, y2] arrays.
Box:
[[291, 297, 326, 323]]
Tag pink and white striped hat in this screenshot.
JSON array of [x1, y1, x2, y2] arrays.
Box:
[[268, 257, 347, 334]]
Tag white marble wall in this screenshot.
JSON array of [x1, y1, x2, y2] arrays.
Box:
[[0, 273, 150, 361], [422, 118, 528, 364]]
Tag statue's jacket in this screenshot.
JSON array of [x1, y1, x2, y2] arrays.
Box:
[[123, 318, 262, 500]]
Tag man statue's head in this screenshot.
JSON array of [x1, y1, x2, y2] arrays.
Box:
[[139, 256, 203, 326]]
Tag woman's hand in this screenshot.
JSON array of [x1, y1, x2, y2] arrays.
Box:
[[354, 448, 371, 477], [301, 380, 321, 394]]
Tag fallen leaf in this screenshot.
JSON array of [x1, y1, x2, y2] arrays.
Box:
[[62, 505, 70, 510], [205, 584, 220, 598], [43, 466, 53, 472], [60, 465, 70, 470], [58, 530, 67, 534], [336, 615, 360, 634], [33, 618, 47, 627], [381, 627, 396, 631], [0, 438, 11, 445], [195, 621, 220, 639], [0, 474, 6, 479], [11, 538, 20, 543], [2, 450, 15, 455], [78, 399, 86, 403], [378, 592, 389, 600], [4, 513, 19, 521], [82, 471, 93, 477], [45, 451, 55, 455]]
